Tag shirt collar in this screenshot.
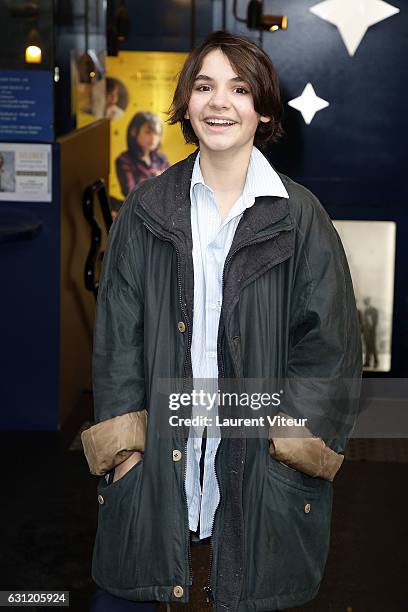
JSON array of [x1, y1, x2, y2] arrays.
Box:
[[190, 145, 289, 206]]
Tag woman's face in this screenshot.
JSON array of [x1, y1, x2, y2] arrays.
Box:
[[133, 122, 161, 152], [185, 48, 270, 156]]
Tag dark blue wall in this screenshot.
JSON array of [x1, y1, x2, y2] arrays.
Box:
[[0, 146, 60, 430], [220, 1, 407, 376], [118, 0, 213, 51]]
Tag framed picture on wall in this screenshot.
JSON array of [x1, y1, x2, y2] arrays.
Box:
[[0, 142, 52, 202], [332, 220, 396, 373]]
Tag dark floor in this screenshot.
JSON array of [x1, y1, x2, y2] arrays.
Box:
[[1, 433, 407, 611]]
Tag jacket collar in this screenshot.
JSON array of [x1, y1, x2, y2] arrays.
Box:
[[137, 148, 292, 238]]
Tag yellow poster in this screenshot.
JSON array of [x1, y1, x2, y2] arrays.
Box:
[[106, 51, 196, 202]]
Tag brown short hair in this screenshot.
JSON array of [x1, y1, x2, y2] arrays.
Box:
[[167, 30, 284, 149]]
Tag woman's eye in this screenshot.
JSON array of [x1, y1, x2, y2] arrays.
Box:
[[194, 85, 249, 94]]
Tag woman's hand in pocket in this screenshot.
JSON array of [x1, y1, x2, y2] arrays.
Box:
[[113, 451, 143, 483]]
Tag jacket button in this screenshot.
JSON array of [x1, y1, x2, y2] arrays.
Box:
[[173, 449, 182, 461], [177, 321, 186, 333], [98, 494, 105, 505], [173, 585, 184, 598], [304, 503, 311, 513]]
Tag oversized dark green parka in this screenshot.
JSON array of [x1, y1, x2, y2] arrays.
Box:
[[82, 149, 362, 611]]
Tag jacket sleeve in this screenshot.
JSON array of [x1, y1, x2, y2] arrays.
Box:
[[81, 196, 147, 475], [269, 190, 362, 481]]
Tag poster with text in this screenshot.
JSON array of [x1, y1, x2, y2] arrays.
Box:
[[0, 143, 52, 202], [333, 220, 396, 372], [106, 51, 196, 203], [0, 70, 53, 142]]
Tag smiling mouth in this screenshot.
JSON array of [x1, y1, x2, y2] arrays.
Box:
[[204, 119, 237, 126], [203, 119, 237, 132]]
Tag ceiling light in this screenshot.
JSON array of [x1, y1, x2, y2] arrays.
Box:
[[262, 15, 288, 32], [25, 28, 43, 63]]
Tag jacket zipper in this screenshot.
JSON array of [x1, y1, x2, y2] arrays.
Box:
[[142, 219, 193, 587], [202, 427, 221, 605], [203, 226, 293, 606]]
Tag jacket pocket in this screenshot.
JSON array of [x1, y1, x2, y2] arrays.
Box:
[[92, 459, 144, 589], [243, 453, 333, 602], [267, 455, 332, 590], [268, 455, 326, 494]]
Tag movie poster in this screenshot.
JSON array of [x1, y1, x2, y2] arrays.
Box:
[[105, 51, 196, 205], [0, 143, 52, 202], [333, 220, 396, 372]]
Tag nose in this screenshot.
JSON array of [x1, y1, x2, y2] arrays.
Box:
[[208, 86, 230, 110]]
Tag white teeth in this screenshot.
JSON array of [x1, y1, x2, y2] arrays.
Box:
[[206, 119, 235, 125]]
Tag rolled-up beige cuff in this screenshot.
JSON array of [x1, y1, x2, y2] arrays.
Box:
[[81, 410, 148, 476], [268, 412, 344, 482]]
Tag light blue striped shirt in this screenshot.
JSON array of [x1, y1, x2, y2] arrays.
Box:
[[185, 145, 289, 538]]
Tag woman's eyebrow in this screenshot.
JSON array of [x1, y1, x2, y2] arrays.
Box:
[[194, 74, 248, 83]]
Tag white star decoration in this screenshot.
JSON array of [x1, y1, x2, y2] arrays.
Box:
[[287, 83, 330, 125], [310, 0, 400, 56]]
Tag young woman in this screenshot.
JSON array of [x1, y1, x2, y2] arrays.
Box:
[[83, 30, 361, 612], [115, 111, 170, 198]]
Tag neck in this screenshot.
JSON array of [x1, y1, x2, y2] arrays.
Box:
[[198, 142, 253, 194]]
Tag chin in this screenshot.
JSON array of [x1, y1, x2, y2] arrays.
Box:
[[200, 138, 240, 153]]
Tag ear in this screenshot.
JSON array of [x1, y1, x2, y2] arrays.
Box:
[[259, 115, 271, 124], [184, 110, 190, 120]]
